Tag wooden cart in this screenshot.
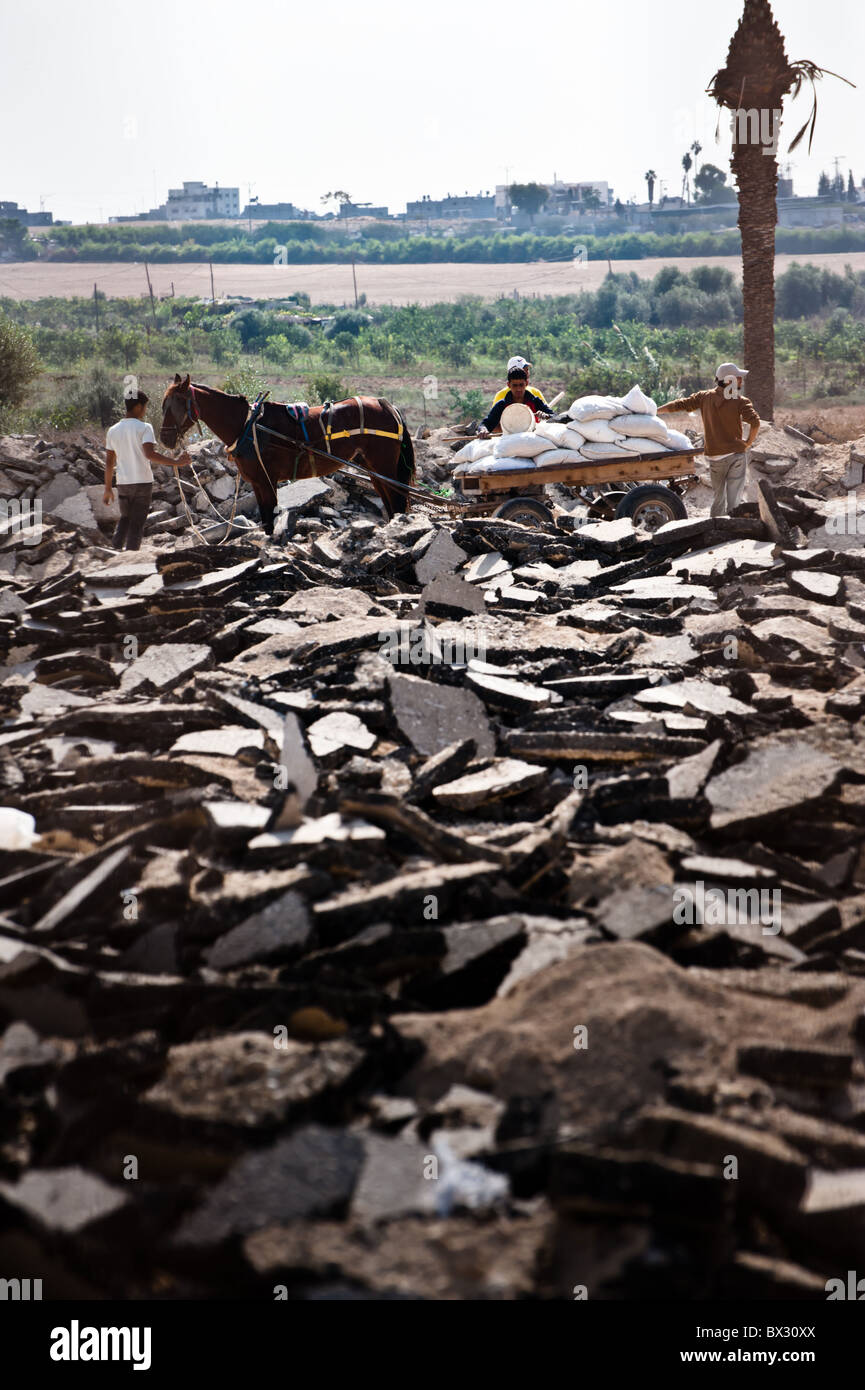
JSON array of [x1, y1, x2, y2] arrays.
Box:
[[453, 446, 702, 530]]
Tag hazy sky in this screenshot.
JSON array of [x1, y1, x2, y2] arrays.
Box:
[[1, 0, 862, 224]]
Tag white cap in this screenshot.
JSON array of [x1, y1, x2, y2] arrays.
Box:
[[507, 355, 532, 374], [716, 361, 748, 381]]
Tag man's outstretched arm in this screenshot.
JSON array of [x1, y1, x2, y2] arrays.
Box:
[[143, 442, 192, 468]]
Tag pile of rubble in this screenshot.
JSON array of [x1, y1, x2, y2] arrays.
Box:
[[0, 433, 256, 577], [2, 420, 865, 1300]]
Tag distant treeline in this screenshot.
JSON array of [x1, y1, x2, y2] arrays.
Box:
[[23, 221, 865, 265]]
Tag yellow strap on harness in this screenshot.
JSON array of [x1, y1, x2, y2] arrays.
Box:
[[324, 397, 403, 446], [325, 427, 403, 441]]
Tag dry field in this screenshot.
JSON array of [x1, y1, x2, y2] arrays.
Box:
[[4, 252, 865, 305]]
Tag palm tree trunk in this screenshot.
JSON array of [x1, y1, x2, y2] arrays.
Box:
[[732, 138, 778, 419]]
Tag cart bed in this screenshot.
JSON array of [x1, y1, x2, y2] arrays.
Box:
[[455, 447, 701, 496]]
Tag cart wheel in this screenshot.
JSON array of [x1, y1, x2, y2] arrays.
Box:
[[493, 497, 554, 528], [616, 485, 686, 531]]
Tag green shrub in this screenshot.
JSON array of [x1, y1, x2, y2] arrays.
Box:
[[325, 310, 368, 339], [0, 314, 40, 409], [448, 385, 485, 421], [444, 341, 471, 368], [308, 373, 347, 404], [51, 365, 122, 428], [222, 365, 269, 399]]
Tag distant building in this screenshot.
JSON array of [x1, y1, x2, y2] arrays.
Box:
[[240, 201, 314, 221], [0, 200, 53, 226], [338, 202, 388, 219], [777, 196, 846, 228], [164, 181, 239, 219], [111, 181, 240, 223], [494, 180, 611, 218], [406, 193, 496, 220]]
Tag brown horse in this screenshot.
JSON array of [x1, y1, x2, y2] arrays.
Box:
[[160, 375, 415, 535]]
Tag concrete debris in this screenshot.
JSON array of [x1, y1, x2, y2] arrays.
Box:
[[1, 426, 865, 1298]]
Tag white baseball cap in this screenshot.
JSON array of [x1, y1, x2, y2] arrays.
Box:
[[507, 355, 532, 374], [716, 361, 748, 380]]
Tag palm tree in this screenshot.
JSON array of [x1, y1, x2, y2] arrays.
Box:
[[644, 170, 657, 208], [681, 152, 693, 203], [707, 0, 853, 418], [691, 140, 703, 178]]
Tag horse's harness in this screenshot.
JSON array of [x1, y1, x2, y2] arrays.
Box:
[[225, 392, 407, 500], [175, 384, 443, 512]]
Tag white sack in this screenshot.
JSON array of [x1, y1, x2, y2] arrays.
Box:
[[476, 456, 539, 474], [618, 384, 657, 415], [533, 448, 586, 466], [534, 421, 572, 447], [456, 455, 539, 476], [616, 436, 673, 455], [578, 418, 625, 444], [608, 413, 672, 441], [453, 438, 495, 464], [662, 429, 695, 451], [567, 394, 622, 423], [536, 421, 587, 450], [493, 431, 557, 458], [579, 441, 637, 460]]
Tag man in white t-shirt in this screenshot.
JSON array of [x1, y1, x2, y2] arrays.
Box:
[[104, 390, 191, 550]]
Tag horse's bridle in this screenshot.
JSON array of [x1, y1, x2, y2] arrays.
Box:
[[164, 383, 202, 445]]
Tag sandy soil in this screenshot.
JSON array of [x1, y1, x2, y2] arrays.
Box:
[[4, 252, 865, 305]]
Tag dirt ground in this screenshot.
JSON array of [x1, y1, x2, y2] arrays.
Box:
[[4, 252, 865, 305]]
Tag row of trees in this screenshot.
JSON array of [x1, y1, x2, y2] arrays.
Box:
[[20, 225, 865, 267], [817, 169, 860, 201], [644, 163, 737, 208]]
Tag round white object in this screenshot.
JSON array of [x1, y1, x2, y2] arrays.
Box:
[[0, 807, 40, 850], [499, 402, 535, 434]]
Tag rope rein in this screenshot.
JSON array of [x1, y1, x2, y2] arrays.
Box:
[[171, 384, 242, 545]]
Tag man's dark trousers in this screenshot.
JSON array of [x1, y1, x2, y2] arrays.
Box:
[[113, 482, 153, 550]]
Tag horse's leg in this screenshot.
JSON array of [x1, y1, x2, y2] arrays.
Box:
[[253, 481, 276, 536], [355, 445, 404, 518]]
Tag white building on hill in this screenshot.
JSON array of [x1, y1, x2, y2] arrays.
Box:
[[164, 181, 239, 220]]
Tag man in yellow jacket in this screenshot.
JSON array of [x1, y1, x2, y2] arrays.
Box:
[[658, 362, 761, 517]]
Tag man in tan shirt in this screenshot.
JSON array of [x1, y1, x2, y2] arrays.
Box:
[[658, 362, 761, 517]]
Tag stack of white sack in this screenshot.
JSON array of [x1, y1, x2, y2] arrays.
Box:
[[453, 428, 561, 476], [453, 384, 695, 477], [567, 384, 695, 457]]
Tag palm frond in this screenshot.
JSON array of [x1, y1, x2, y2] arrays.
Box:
[[786, 59, 855, 153]]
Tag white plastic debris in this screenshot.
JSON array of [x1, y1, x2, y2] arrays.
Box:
[[432, 1134, 510, 1216], [0, 807, 40, 851]]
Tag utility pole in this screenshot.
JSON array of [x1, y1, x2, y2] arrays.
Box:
[[93, 282, 100, 335], [209, 260, 216, 302], [351, 255, 358, 309], [144, 262, 157, 325]]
